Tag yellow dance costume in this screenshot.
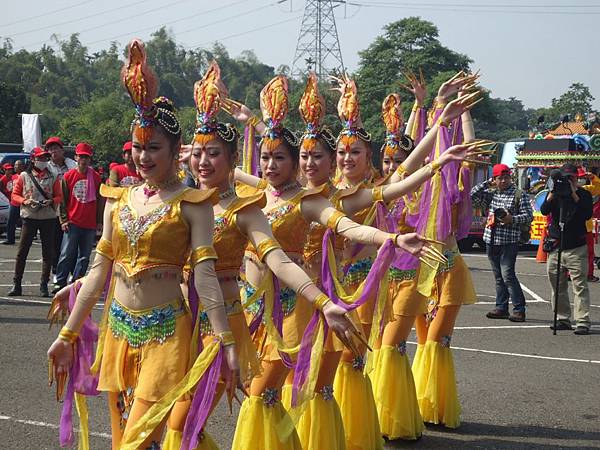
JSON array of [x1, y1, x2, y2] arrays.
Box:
[[96, 184, 218, 441]]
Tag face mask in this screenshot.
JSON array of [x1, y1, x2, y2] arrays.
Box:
[[34, 161, 48, 171]]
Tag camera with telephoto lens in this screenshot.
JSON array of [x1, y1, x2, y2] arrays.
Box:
[[548, 169, 572, 198]]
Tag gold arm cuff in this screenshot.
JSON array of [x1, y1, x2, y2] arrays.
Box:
[[412, 102, 422, 112], [190, 245, 218, 267], [437, 117, 450, 129], [256, 238, 281, 261], [313, 293, 331, 311], [217, 331, 235, 347], [95, 238, 114, 260], [372, 186, 385, 203], [58, 326, 79, 344], [327, 210, 346, 231], [257, 178, 268, 190]]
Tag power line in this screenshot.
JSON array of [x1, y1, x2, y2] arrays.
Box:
[[347, 1, 600, 15], [15, 0, 197, 51], [0, 0, 94, 28], [355, 1, 600, 7], [186, 14, 302, 49], [5, 0, 173, 39], [80, 0, 273, 45]]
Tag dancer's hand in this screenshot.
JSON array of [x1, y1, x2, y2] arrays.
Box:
[[322, 302, 367, 357], [47, 338, 74, 401], [47, 284, 72, 328], [399, 68, 426, 106], [221, 344, 246, 413], [439, 93, 482, 125], [437, 71, 478, 102]]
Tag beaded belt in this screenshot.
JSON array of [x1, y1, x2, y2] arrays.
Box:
[[388, 266, 417, 282], [108, 298, 185, 347], [343, 256, 374, 286], [242, 280, 297, 319]]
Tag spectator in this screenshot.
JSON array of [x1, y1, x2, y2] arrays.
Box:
[[471, 163, 533, 322], [3, 160, 25, 245], [54, 143, 102, 292], [578, 167, 600, 281], [541, 163, 593, 335], [7, 147, 61, 297], [45, 136, 76, 278], [0, 163, 14, 198], [108, 141, 141, 186]]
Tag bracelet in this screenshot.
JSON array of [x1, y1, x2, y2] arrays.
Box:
[[437, 118, 450, 129], [395, 164, 407, 178], [217, 331, 236, 347], [190, 246, 218, 267], [412, 102, 422, 112], [313, 293, 331, 311], [392, 234, 400, 247], [58, 326, 79, 344], [246, 115, 260, 127], [426, 160, 442, 174], [255, 238, 281, 261]]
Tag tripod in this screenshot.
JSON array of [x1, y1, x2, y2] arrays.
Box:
[[552, 196, 566, 335]]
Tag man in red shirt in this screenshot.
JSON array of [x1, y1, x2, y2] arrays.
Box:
[[109, 141, 141, 186], [7, 148, 61, 297], [3, 159, 25, 245], [0, 163, 14, 198], [54, 143, 102, 292]]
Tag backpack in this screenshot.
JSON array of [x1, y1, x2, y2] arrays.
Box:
[[514, 189, 533, 244]]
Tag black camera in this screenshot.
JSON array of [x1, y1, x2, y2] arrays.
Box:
[[548, 169, 572, 197], [494, 207, 508, 221]]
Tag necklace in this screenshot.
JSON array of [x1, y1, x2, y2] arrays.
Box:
[[269, 180, 301, 201], [142, 174, 180, 204], [219, 187, 236, 200]]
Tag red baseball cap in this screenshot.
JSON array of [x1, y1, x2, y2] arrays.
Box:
[[2, 163, 13, 170], [576, 167, 587, 178], [122, 141, 133, 152], [492, 164, 511, 178], [45, 136, 64, 148], [32, 146, 50, 158], [75, 142, 93, 156]]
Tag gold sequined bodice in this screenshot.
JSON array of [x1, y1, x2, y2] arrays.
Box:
[[214, 192, 266, 272], [100, 184, 217, 277]]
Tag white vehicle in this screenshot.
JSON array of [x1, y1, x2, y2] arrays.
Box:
[[0, 191, 9, 234]]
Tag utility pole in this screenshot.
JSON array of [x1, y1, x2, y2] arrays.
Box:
[[291, 0, 345, 81]]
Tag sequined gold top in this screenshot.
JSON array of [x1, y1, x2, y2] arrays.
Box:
[[100, 184, 218, 277], [247, 184, 327, 257], [214, 191, 266, 272], [303, 185, 356, 263]]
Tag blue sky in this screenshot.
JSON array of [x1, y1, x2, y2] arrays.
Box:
[[2, 0, 599, 109]]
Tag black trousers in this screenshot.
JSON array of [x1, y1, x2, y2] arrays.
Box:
[[14, 218, 56, 283]]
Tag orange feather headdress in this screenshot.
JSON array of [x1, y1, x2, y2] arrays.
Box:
[[298, 72, 335, 151], [260, 75, 296, 150], [381, 93, 413, 157], [332, 74, 371, 149]]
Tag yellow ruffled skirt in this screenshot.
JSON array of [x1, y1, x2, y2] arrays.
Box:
[[371, 345, 424, 440], [333, 361, 384, 450], [280, 384, 347, 450], [162, 428, 219, 450], [412, 341, 460, 428], [231, 396, 302, 450]]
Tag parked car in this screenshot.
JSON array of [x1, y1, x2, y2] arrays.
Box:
[[0, 152, 31, 168], [0, 191, 9, 234]]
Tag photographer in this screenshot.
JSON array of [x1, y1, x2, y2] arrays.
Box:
[[471, 164, 533, 322], [541, 163, 593, 335], [7, 147, 62, 297]]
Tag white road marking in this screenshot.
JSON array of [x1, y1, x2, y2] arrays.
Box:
[[454, 325, 551, 330], [0, 414, 110, 439], [0, 270, 41, 273], [520, 283, 549, 303], [0, 296, 104, 310], [0, 284, 45, 287], [475, 300, 546, 305], [0, 259, 41, 263], [407, 341, 600, 364], [463, 253, 538, 261]]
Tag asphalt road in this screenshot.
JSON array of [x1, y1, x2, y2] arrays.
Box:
[[1, 239, 599, 449]]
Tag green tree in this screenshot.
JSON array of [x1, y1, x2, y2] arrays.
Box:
[[549, 82, 595, 121], [0, 82, 30, 143]]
